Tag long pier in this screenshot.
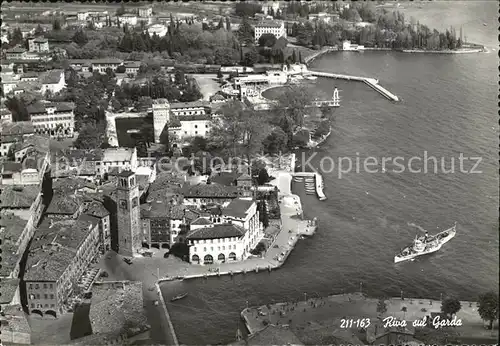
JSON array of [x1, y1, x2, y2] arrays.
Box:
[[309, 71, 399, 102]]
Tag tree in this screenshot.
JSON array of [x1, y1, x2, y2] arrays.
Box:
[[208, 101, 270, 161], [257, 168, 270, 185], [190, 136, 208, 152], [72, 29, 88, 46], [235, 2, 262, 17], [377, 299, 387, 318], [225, 17, 231, 31], [243, 47, 259, 67], [258, 33, 277, 47], [478, 292, 499, 330], [441, 296, 462, 319], [116, 3, 126, 16], [52, 19, 61, 31], [74, 122, 105, 149], [11, 28, 24, 46], [217, 17, 224, 30], [35, 24, 44, 36], [217, 70, 223, 79], [274, 85, 314, 141], [237, 17, 255, 45], [174, 70, 185, 85], [263, 127, 288, 154]]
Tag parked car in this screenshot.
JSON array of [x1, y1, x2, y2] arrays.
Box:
[[123, 258, 132, 265]]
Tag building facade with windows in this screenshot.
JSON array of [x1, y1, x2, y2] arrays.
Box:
[[24, 214, 101, 317], [28, 37, 49, 53], [98, 147, 138, 177], [187, 224, 250, 265], [254, 20, 286, 43], [181, 183, 243, 208], [27, 102, 75, 138], [40, 69, 66, 95]]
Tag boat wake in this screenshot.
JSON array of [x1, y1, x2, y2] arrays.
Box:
[[407, 222, 427, 233]]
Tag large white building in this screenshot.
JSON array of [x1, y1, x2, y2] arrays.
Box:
[[40, 69, 66, 95], [27, 102, 75, 138], [138, 6, 153, 18], [174, 115, 212, 140], [187, 199, 263, 265], [147, 24, 168, 37], [118, 14, 138, 26], [99, 147, 138, 177], [254, 20, 286, 43], [28, 37, 49, 53]]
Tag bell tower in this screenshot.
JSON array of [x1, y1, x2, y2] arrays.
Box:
[[116, 170, 141, 256], [153, 98, 170, 144]]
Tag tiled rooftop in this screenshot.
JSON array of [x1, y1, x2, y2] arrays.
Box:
[[27, 101, 75, 114], [170, 101, 210, 109], [0, 279, 20, 305], [102, 147, 135, 162], [12, 135, 50, 153], [255, 20, 284, 28], [83, 200, 110, 218], [190, 217, 213, 226], [181, 183, 241, 198], [177, 114, 212, 121], [223, 198, 255, 219], [24, 215, 100, 281], [0, 305, 31, 335], [46, 193, 83, 215], [40, 69, 64, 85], [186, 223, 246, 240], [0, 211, 29, 244], [0, 185, 40, 209], [52, 177, 98, 194], [90, 282, 149, 337], [1, 161, 23, 173], [0, 121, 35, 136]]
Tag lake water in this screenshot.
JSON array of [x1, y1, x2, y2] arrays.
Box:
[[161, 2, 498, 344]]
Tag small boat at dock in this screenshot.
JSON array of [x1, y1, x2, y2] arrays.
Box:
[[171, 293, 188, 302]]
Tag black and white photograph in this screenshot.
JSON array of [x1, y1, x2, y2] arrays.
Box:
[[0, 1, 498, 345]]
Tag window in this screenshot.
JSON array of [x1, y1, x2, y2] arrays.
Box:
[[29, 284, 33, 289], [203, 247, 206, 251], [35, 284, 39, 289], [43, 283, 47, 289], [50, 294, 54, 299], [51, 304, 55, 308], [194, 125, 198, 128], [31, 303, 35, 308], [36, 294, 40, 299], [44, 294, 48, 299]]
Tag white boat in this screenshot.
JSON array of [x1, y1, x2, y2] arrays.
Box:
[[305, 75, 318, 81], [394, 223, 457, 263]]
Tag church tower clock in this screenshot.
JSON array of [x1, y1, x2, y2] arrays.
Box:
[[116, 170, 141, 256]]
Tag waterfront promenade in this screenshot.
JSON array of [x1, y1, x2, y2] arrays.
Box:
[[241, 292, 498, 344]]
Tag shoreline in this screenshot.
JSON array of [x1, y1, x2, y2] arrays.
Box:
[[240, 293, 497, 344], [304, 46, 485, 65]]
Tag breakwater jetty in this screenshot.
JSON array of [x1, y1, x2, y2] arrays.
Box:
[[309, 71, 399, 102]]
